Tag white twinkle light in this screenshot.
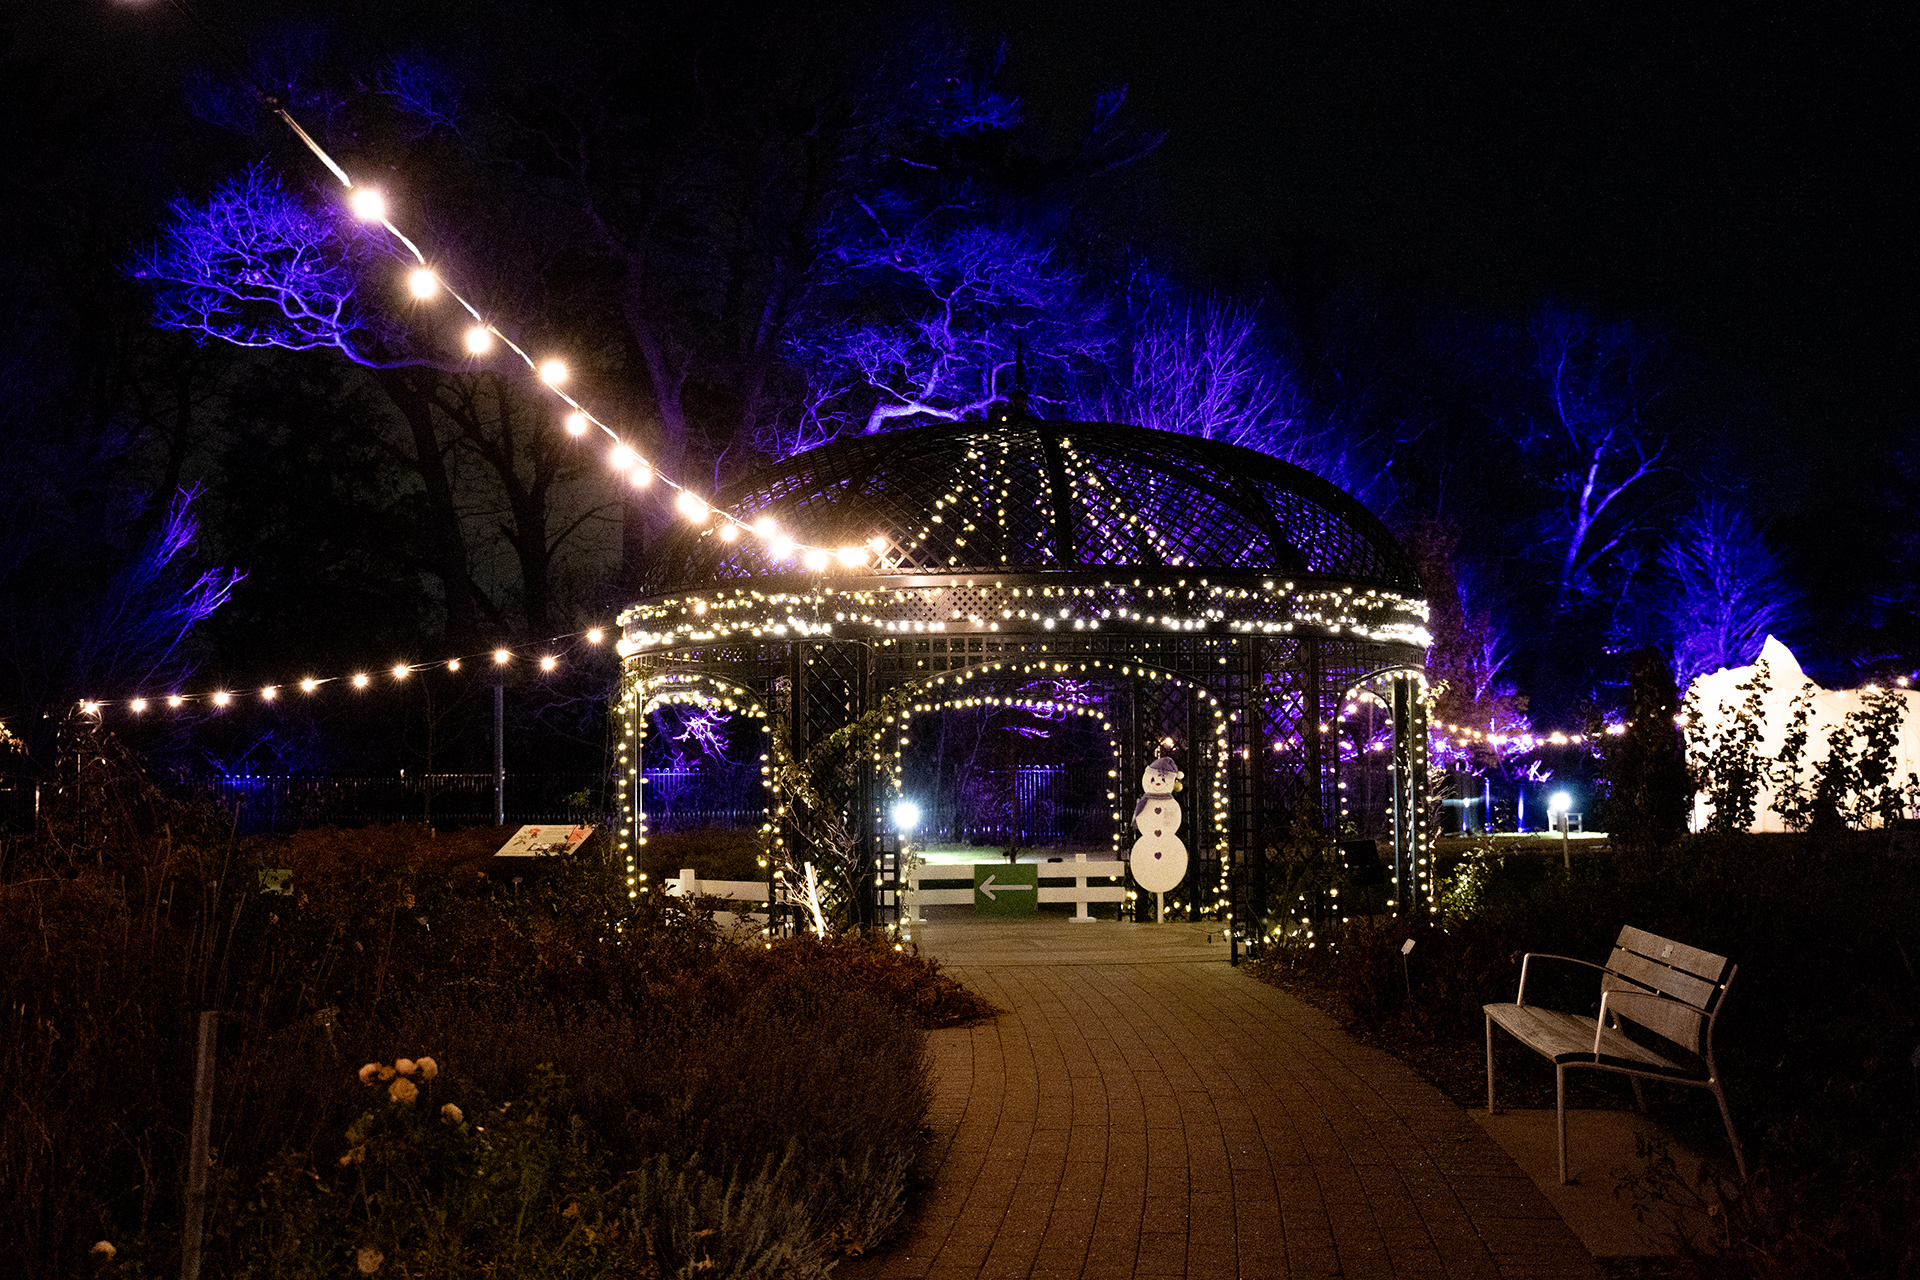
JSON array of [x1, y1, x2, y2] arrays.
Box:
[[718, 523, 739, 542], [565, 412, 589, 436], [407, 268, 439, 299], [349, 187, 387, 221], [494, 649, 511, 665], [610, 444, 636, 470], [675, 490, 709, 523], [753, 516, 778, 538], [352, 673, 370, 688], [631, 462, 653, 487], [539, 359, 567, 385], [82, 701, 100, 716], [212, 691, 230, 707], [836, 545, 867, 567], [447, 659, 461, 672], [262, 686, 277, 700], [587, 628, 604, 644], [130, 698, 147, 713], [540, 655, 557, 672], [464, 326, 494, 355], [300, 678, 319, 693], [392, 664, 410, 680], [769, 534, 795, 560], [803, 548, 830, 571], [168, 695, 184, 708]]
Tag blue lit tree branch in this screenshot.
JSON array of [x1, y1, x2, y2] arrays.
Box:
[[1662, 499, 1803, 683]]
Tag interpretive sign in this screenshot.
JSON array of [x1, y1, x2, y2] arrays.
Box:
[[493, 824, 595, 858]]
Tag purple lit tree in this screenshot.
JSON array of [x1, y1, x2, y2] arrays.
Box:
[[1662, 499, 1803, 683]]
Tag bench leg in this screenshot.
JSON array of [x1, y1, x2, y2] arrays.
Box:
[[1485, 1014, 1498, 1114], [1711, 1079, 1749, 1181], [1556, 1063, 1570, 1185]]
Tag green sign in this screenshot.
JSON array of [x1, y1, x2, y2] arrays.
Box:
[[973, 863, 1038, 916]]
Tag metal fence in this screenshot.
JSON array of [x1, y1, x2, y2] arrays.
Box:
[[196, 772, 611, 834]]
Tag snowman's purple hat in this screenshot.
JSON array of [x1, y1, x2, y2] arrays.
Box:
[[1146, 755, 1183, 779]]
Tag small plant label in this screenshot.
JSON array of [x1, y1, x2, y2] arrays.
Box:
[[1401, 938, 1417, 955]]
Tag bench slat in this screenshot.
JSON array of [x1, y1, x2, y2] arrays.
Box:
[[1602, 988, 1707, 1053], [1618, 925, 1728, 982], [1604, 947, 1718, 1008], [1485, 1003, 1687, 1074]]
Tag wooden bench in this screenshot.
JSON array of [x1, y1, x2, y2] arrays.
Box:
[[1484, 925, 1747, 1184]]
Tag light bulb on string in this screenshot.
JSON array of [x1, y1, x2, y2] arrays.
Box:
[[349, 188, 387, 221], [300, 678, 319, 693], [803, 548, 829, 571], [769, 535, 795, 561], [447, 658, 461, 672], [630, 461, 652, 487], [835, 545, 867, 567], [407, 268, 439, 299], [168, 695, 184, 708], [538, 359, 567, 385], [675, 490, 709, 523], [262, 686, 277, 700], [586, 628, 604, 644], [130, 698, 147, 713], [494, 649, 511, 665], [610, 444, 636, 471], [718, 523, 739, 543], [540, 655, 557, 672], [565, 412, 589, 436], [392, 664, 410, 680], [212, 691, 230, 707], [352, 673, 370, 688], [464, 326, 494, 355]]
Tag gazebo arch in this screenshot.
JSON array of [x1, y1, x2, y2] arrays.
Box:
[[617, 412, 1432, 955]]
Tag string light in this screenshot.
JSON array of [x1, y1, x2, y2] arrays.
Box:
[[247, 96, 874, 568], [77, 625, 614, 715]]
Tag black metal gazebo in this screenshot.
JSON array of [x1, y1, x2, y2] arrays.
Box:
[[615, 408, 1432, 953]]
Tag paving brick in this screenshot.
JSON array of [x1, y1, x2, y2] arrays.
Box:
[[838, 921, 1601, 1280]]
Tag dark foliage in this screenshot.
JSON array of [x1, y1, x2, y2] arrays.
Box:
[[1602, 647, 1691, 848], [1254, 834, 1920, 1279]]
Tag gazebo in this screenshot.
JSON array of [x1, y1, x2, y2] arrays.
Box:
[[615, 408, 1432, 953]]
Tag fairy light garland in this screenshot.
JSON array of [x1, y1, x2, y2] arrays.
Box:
[[77, 626, 612, 718], [261, 97, 878, 567]]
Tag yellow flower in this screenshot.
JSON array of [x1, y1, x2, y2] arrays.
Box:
[[388, 1077, 418, 1104], [377, 1065, 396, 1082], [357, 1062, 381, 1085], [415, 1056, 439, 1080], [90, 1240, 116, 1259], [356, 1245, 385, 1274], [441, 1102, 463, 1124], [394, 1058, 416, 1076]]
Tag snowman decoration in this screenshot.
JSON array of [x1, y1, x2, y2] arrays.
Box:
[[1130, 754, 1188, 920]]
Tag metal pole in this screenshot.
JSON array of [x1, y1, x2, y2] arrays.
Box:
[[493, 682, 505, 827], [180, 1010, 217, 1280]]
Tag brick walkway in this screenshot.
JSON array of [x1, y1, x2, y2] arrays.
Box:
[[845, 919, 1599, 1280]]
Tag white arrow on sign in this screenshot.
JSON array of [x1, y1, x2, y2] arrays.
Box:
[[978, 873, 1035, 901]]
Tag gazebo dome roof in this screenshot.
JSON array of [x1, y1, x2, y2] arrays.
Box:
[[643, 418, 1419, 595]]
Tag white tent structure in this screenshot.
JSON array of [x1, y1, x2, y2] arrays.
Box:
[[1684, 636, 1920, 832]]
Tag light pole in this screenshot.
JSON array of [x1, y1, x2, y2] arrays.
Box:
[[1549, 790, 1572, 870]]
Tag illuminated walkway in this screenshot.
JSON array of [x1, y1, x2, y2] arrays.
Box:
[[843, 919, 1599, 1280]]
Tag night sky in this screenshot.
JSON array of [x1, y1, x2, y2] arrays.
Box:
[[8, 0, 1919, 719]]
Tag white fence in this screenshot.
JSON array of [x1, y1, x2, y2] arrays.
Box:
[[906, 855, 1127, 921]]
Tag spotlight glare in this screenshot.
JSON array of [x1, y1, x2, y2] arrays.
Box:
[[565, 411, 589, 436], [538, 358, 567, 385], [406, 268, 439, 299], [464, 326, 494, 355], [349, 187, 387, 221], [675, 490, 709, 523]]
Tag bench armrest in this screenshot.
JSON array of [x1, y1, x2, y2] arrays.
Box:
[[1515, 952, 1611, 1006]]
